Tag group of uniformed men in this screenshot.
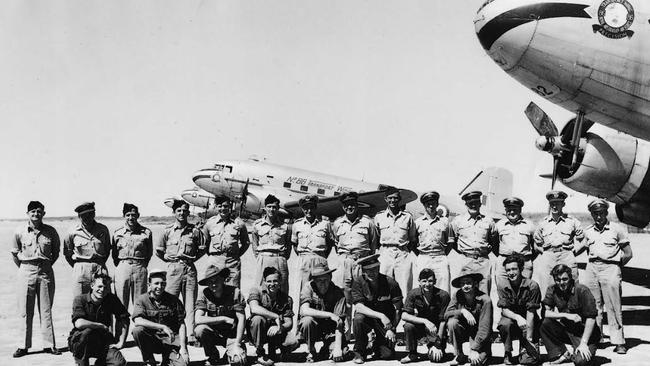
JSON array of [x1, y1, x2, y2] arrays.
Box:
[[10, 186, 634, 366]]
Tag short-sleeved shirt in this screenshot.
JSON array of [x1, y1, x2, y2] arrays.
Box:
[[584, 221, 630, 262], [497, 278, 541, 317], [449, 213, 496, 256], [543, 282, 598, 321], [156, 222, 204, 261], [403, 286, 450, 323], [374, 209, 417, 248], [64, 222, 111, 261], [534, 215, 584, 251], [202, 215, 249, 257], [12, 222, 60, 262], [71, 293, 130, 327], [414, 215, 449, 256], [112, 224, 153, 261], [247, 285, 294, 318], [195, 286, 245, 319], [133, 292, 186, 333], [494, 218, 535, 256], [291, 216, 334, 256], [333, 215, 377, 256], [299, 281, 346, 317], [351, 273, 403, 318], [251, 217, 291, 254]]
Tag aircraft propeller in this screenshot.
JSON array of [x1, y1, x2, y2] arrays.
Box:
[[524, 102, 593, 189], [239, 178, 249, 217]]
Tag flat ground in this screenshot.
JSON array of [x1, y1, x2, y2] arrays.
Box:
[[1, 218, 649, 365]]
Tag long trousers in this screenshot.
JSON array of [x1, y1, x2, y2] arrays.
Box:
[[297, 253, 328, 297], [583, 261, 625, 345], [72, 262, 107, 298], [497, 317, 539, 364], [68, 328, 126, 366], [165, 261, 197, 339], [379, 246, 412, 300], [403, 322, 444, 353], [114, 259, 147, 310], [534, 250, 578, 297], [298, 316, 342, 348], [447, 317, 490, 364], [17, 261, 56, 349], [254, 254, 289, 294], [494, 255, 533, 288], [248, 315, 294, 356], [205, 255, 241, 287], [352, 313, 392, 354], [131, 326, 187, 366], [414, 254, 450, 293], [448, 250, 491, 294], [194, 324, 237, 358], [540, 318, 600, 366]]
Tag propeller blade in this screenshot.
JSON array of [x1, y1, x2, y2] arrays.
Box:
[[525, 102, 559, 137], [239, 179, 249, 216], [551, 156, 559, 190]]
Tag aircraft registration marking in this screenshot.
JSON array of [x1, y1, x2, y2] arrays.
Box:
[[285, 176, 352, 193]]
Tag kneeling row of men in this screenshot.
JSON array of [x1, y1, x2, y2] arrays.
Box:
[[69, 251, 601, 366]]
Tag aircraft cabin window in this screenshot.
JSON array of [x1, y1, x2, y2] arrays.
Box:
[[334, 192, 340, 196], [300, 185, 308, 192], [267, 175, 274, 179], [214, 164, 224, 171], [317, 188, 325, 195], [225, 166, 233, 173], [283, 182, 291, 188]]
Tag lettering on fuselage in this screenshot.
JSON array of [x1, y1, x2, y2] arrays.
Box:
[[593, 0, 635, 39], [285, 176, 353, 194]]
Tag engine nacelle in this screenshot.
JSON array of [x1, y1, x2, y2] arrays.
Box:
[[561, 132, 650, 227]]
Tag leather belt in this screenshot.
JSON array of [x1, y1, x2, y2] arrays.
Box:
[[589, 258, 620, 265], [500, 253, 534, 261], [546, 247, 569, 253], [258, 251, 283, 257], [460, 251, 487, 260]]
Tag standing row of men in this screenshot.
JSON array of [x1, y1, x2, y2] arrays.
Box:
[[10, 186, 634, 364]]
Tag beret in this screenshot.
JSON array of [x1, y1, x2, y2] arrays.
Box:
[[264, 194, 280, 206], [75, 202, 95, 215], [122, 203, 139, 215]]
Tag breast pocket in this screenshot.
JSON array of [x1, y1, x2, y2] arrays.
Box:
[[74, 238, 92, 256], [38, 236, 53, 257], [181, 236, 196, 256]]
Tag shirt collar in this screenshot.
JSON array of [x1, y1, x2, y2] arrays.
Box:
[[216, 214, 233, 224], [504, 217, 526, 225], [545, 214, 567, 223], [464, 213, 485, 221], [422, 213, 440, 222], [386, 209, 404, 219], [593, 221, 610, 232]]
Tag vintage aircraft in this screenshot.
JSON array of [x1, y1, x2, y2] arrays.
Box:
[[475, 0, 650, 227], [188, 157, 512, 220]]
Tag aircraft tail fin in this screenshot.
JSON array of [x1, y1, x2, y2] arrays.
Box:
[[460, 167, 513, 216]]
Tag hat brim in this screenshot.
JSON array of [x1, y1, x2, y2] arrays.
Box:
[[451, 273, 484, 288], [310, 268, 336, 279], [77, 208, 95, 215], [198, 268, 230, 286]]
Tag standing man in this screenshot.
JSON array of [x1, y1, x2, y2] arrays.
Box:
[[68, 272, 129, 366], [576, 199, 633, 354], [540, 264, 600, 366], [64, 202, 111, 297], [11, 201, 61, 358], [298, 263, 346, 363], [251, 195, 292, 294], [493, 197, 535, 287], [202, 196, 250, 288], [156, 199, 205, 344], [350, 254, 402, 364], [448, 191, 497, 294], [414, 191, 451, 293], [497, 254, 541, 365], [400, 268, 450, 364], [374, 187, 418, 299], [291, 194, 335, 297], [112, 203, 153, 310], [194, 266, 247, 366], [533, 191, 584, 296], [248, 266, 298, 366], [332, 192, 378, 333], [132, 269, 190, 366], [445, 271, 493, 366]]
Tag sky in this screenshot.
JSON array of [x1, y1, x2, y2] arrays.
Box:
[[1, 0, 593, 219]]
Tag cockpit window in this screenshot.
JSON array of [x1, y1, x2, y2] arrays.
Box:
[[213, 164, 233, 173]]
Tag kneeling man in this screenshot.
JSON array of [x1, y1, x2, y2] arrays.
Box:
[[445, 271, 492, 366], [540, 264, 600, 366], [194, 265, 247, 366], [248, 266, 298, 366], [497, 254, 541, 365], [351, 254, 403, 364], [68, 272, 129, 366], [132, 269, 190, 366], [298, 263, 346, 362], [400, 268, 450, 364]]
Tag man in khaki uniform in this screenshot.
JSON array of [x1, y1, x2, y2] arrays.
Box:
[[493, 197, 535, 288], [414, 191, 451, 293], [375, 187, 417, 299], [291, 194, 335, 297], [11, 201, 61, 358], [533, 190, 584, 296], [448, 191, 497, 294], [576, 199, 633, 354], [112, 203, 153, 310], [64, 202, 111, 297], [202, 196, 250, 287], [251, 194, 292, 294], [156, 199, 205, 343]]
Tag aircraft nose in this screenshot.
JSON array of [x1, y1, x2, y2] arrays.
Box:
[[474, 0, 536, 70], [192, 169, 216, 184]]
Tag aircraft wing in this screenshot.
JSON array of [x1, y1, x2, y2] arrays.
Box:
[[283, 188, 418, 219]]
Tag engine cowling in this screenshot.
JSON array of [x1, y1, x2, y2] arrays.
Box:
[[560, 132, 650, 227]]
